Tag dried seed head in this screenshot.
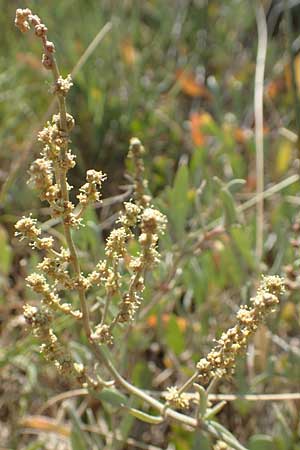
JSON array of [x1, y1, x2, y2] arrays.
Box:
[[15, 8, 32, 33]]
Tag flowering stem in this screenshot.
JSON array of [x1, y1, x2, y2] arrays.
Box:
[[38, 28, 92, 339], [90, 343, 249, 449], [91, 342, 195, 426]]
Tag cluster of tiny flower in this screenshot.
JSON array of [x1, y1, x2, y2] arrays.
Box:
[[87, 138, 167, 343], [213, 441, 231, 450], [165, 276, 284, 410], [15, 8, 168, 372], [164, 386, 191, 410], [196, 275, 284, 384], [23, 304, 97, 388]]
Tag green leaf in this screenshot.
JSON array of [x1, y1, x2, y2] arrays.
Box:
[[230, 224, 256, 270], [70, 427, 89, 450], [204, 401, 227, 420], [206, 420, 248, 450], [68, 407, 91, 450], [97, 387, 128, 407], [192, 431, 211, 450], [248, 434, 274, 450], [165, 314, 185, 356], [219, 245, 243, 287], [125, 406, 163, 424], [0, 225, 12, 276], [168, 163, 190, 238], [219, 186, 237, 227], [132, 361, 151, 388], [194, 383, 208, 417], [182, 257, 208, 305], [227, 178, 246, 193], [212, 176, 238, 227]]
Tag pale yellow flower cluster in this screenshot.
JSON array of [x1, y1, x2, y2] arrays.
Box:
[[196, 276, 284, 383], [164, 386, 191, 410]]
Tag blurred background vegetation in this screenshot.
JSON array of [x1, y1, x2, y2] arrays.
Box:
[[1, 0, 300, 449]]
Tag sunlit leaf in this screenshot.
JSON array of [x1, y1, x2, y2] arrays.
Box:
[[276, 139, 293, 176]]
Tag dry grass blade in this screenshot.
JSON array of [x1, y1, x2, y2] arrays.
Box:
[[254, 0, 268, 262]]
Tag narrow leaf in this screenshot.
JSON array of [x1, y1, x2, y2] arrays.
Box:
[[124, 406, 163, 424], [97, 387, 128, 407]]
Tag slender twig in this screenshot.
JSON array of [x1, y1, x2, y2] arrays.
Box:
[[92, 344, 248, 450], [208, 393, 300, 402], [177, 372, 199, 396], [38, 387, 300, 415], [146, 390, 300, 403], [100, 257, 117, 327], [91, 342, 197, 428], [254, 0, 268, 262], [71, 22, 112, 77], [38, 389, 88, 414], [206, 376, 219, 395], [205, 174, 300, 232], [238, 174, 300, 212]]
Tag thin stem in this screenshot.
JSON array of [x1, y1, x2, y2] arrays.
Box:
[[100, 293, 112, 327], [38, 387, 300, 414], [208, 392, 300, 402], [254, 0, 267, 263], [177, 371, 199, 396], [91, 342, 200, 428], [206, 376, 220, 395], [101, 258, 119, 327], [46, 47, 92, 339]]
